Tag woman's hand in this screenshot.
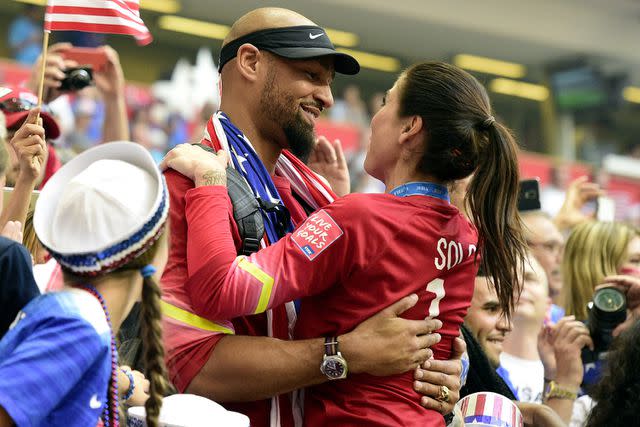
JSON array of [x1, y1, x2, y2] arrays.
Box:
[[93, 46, 125, 100], [10, 108, 47, 185], [119, 366, 150, 407], [307, 136, 350, 197], [412, 336, 466, 415], [553, 176, 602, 232], [0, 221, 23, 244], [160, 143, 229, 187]]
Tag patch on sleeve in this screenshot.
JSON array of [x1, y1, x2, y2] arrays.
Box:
[[291, 209, 343, 261]]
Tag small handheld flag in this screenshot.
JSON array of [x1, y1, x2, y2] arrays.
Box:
[[44, 0, 152, 46]]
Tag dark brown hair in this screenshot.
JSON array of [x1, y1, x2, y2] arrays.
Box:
[[398, 61, 526, 319]]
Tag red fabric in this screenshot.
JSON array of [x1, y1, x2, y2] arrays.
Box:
[[44, 0, 152, 46], [161, 137, 313, 426], [40, 144, 61, 189], [183, 191, 478, 426]]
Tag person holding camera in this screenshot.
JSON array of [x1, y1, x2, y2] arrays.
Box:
[[26, 42, 130, 145], [561, 221, 640, 322]]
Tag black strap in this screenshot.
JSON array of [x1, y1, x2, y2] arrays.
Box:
[[192, 143, 265, 255]]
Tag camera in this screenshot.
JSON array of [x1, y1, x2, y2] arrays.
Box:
[[59, 67, 94, 92], [581, 287, 626, 388]]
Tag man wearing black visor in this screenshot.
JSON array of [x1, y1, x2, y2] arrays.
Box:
[[161, 7, 463, 427]]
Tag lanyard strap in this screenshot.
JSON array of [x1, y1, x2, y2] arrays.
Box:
[[389, 182, 450, 202]]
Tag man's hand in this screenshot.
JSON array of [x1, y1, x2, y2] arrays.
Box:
[[307, 136, 350, 197], [1, 221, 23, 244], [340, 294, 442, 376], [160, 143, 229, 187], [27, 43, 78, 103], [10, 108, 47, 185], [554, 176, 602, 232], [413, 336, 465, 415], [94, 46, 125, 100]]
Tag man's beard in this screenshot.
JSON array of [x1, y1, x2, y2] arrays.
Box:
[[260, 69, 316, 163]]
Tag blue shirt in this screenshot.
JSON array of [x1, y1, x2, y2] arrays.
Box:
[[0, 290, 112, 426]]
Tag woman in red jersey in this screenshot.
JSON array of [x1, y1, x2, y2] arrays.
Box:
[[162, 61, 527, 426]]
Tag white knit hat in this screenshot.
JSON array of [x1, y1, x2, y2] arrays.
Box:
[[34, 141, 168, 276], [127, 394, 250, 427]]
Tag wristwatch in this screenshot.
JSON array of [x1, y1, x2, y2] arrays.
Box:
[[320, 336, 348, 380], [544, 380, 578, 400]]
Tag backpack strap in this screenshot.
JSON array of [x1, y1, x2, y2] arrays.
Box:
[[192, 144, 264, 255]]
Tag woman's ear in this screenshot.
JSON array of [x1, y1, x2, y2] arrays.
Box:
[[399, 115, 424, 148], [235, 43, 262, 82]]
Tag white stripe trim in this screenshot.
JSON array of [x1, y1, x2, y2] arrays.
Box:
[[47, 0, 143, 23], [45, 14, 148, 33]]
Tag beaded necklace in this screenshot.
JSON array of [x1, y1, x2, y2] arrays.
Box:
[[81, 285, 119, 427]]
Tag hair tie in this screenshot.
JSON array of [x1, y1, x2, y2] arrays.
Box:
[[481, 116, 495, 130], [140, 264, 157, 278]]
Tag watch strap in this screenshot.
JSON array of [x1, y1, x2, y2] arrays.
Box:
[[324, 336, 339, 356], [545, 381, 578, 400]]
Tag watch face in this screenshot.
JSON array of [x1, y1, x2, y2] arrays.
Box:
[[322, 357, 346, 379]]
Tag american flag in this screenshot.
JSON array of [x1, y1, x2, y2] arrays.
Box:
[[44, 0, 152, 46], [459, 392, 523, 427]]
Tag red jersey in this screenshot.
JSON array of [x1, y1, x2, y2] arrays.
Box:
[[161, 169, 312, 427], [182, 188, 479, 427]]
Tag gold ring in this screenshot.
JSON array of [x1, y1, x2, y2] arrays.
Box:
[[436, 385, 450, 403]]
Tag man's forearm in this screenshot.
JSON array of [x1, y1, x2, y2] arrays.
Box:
[[187, 334, 328, 402]]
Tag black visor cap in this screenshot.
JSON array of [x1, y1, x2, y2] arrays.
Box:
[[219, 25, 360, 75]]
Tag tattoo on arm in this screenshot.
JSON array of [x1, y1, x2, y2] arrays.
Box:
[[199, 170, 226, 186]]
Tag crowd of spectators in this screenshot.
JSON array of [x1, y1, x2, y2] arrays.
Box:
[[2, 7, 640, 426]]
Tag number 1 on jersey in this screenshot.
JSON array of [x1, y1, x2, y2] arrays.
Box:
[[426, 278, 445, 318]]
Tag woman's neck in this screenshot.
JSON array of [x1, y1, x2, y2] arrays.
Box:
[[72, 273, 142, 334], [384, 163, 442, 194]]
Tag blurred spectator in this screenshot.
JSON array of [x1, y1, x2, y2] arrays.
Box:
[[541, 164, 570, 217], [66, 94, 97, 153], [189, 102, 217, 142], [553, 176, 601, 233], [500, 255, 549, 403], [54, 31, 106, 48], [538, 316, 592, 424], [522, 212, 565, 306], [8, 5, 43, 65], [561, 221, 640, 321], [368, 91, 385, 117], [329, 84, 369, 128]]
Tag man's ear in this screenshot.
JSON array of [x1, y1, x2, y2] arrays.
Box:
[[235, 43, 262, 82], [398, 115, 424, 148]]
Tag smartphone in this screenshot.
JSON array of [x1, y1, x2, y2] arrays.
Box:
[[596, 196, 616, 222], [61, 47, 108, 72], [517, 179, 541, 212]]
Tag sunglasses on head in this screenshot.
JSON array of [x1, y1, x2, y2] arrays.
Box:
[[0, 97, 51, 114]]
